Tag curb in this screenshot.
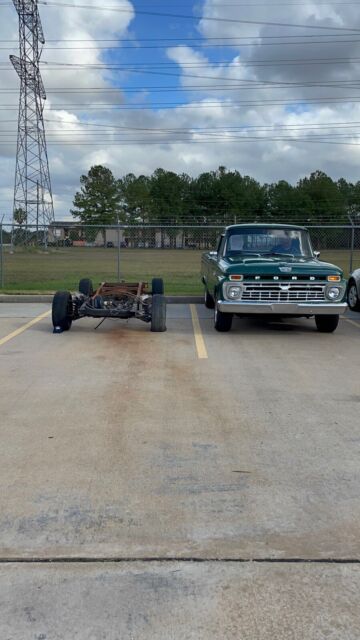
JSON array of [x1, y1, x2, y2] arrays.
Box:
[[0, 295, 54, 303], [0, 295, 204, 304]]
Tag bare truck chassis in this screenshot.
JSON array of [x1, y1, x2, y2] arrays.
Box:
[[52, 277, 167, 333]]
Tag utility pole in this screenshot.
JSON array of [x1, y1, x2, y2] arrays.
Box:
[[10, 0, 54, 243]]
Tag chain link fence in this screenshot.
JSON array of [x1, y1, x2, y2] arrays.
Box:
[[1, 222, 360, 294]]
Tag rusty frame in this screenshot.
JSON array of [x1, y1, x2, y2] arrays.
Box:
[[94, 281, 148, 299]]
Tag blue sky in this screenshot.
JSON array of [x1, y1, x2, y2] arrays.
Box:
[[103, 0, 237, 109]]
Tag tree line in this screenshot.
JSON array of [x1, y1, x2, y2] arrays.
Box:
[[71, 165, 360, 226]]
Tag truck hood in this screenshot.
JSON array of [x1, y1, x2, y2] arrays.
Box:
[[222, 255, 343, 277]]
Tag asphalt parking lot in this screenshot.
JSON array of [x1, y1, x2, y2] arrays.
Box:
[[0, 303, 360, 639]]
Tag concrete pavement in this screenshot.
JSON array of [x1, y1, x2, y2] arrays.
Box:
[[1, 561, 359, 639], [0, 303, 359, 637]]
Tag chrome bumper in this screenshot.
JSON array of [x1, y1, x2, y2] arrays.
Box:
[[217, 300, 348, 315]]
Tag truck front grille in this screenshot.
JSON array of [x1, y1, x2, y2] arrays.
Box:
[[240, 283, 326, 302]]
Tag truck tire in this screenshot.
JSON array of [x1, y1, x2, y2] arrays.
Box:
[[52, 291, 73, 331], [151, 294, 166, 332], [93, 295, 104, 309], [151, 278, 164, 295], [347, 280, 360, 311], [214, 303, 233, 332], [204, 287, 215, 309], [79, 278, 93, 297], [315, 315, 339, 333]]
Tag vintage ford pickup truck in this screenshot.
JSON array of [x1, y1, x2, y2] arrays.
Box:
[[201, 224, 347, 332]]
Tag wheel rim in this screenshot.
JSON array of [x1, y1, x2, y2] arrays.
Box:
[[348, 284, 358, 308]]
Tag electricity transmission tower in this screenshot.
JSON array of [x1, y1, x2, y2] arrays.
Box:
[[10, 0, 54, 238]]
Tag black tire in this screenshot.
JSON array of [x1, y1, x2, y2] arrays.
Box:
[[93, 295, 104, 309], [52, 291, 73, 331], [214, 302, 233, 332], [347, 280, 360, 311], [315, 315, 339, 333], [151, 278, 164, 295], [79, 278, 93, 297], [204, 287, 215, 309], [151, 294, 167, 332]]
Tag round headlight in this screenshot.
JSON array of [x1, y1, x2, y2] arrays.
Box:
[[327, 286, 341, 300], [228, 285, 242, 299]]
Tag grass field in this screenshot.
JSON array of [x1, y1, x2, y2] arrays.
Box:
[[1, 248, 204, 295], [1, 247, 359, 295]]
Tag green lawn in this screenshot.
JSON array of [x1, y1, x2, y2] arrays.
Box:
[[1, 247, 359, 295], [1, 248, 204, 295]]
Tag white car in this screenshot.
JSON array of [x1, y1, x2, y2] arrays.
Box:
[[347, 269, 360, 311]]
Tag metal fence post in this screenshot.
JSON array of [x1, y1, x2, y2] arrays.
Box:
[[347, 214, 355, 274], [0, 216, 4, 288], [117, 219, 121, 281]]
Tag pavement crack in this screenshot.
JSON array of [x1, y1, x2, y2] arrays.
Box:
[[0, 557, 359, 564]]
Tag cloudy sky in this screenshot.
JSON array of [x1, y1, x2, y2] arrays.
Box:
[[1, 0, 360, 220]]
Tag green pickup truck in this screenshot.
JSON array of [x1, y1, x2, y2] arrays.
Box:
[[201, 224, 347, 333]]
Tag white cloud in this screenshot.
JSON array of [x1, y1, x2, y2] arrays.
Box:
[[1, 0, 360, 223]]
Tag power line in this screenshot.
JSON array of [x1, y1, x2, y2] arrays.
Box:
[[3, 97, 360, 110], [3, 0, 360, 4], [3, 92, 360, 104], [4, 122, 360, 133], [4, 1, 360, 4], [2, 136, 360, 146], [6, 119, 360, 134], [37, 2, 360, 34], [4, 79, 360, 91], [3, 36, 360, 50], [20, 56, 360, 69], [3, 129, 360, 138], [43, 117, 360, 128], [3, 33, 360, 42], [3, 39, 360, 52]]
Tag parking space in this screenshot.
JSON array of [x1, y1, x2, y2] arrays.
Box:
[[1, 302, 359, 558], [0, 304, 50, 342], [0, 303, 360, 637]]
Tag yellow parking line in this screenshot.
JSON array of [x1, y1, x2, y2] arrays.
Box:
[[344, 317, 360, 330], [0, 310, 51, 348], [190, 304, 208, 360]]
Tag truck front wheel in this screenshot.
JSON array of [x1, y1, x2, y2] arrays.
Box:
[[214, 303, 233, 332], [79, 278, 93, 297], [204, 287, 215, 309], [151, 278, 164, 295], [151, 294, 167, 332], [315, 315, 339, 333], [52, 291, 73, 331]]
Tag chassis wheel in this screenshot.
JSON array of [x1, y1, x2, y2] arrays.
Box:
[[52, 291, 73, 331], [347, 280, 360, 311], [151, 294, 166, 332], [315, 315, 339, 333], [204, 287, 215, 309], [79, 278, 93, 297], [152, 278, 164, 295], [93, 295, 104, 309], [214, 302, 233, 332]]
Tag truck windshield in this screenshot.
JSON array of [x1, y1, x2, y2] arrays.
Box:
[[226, 228, 313, 258]]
